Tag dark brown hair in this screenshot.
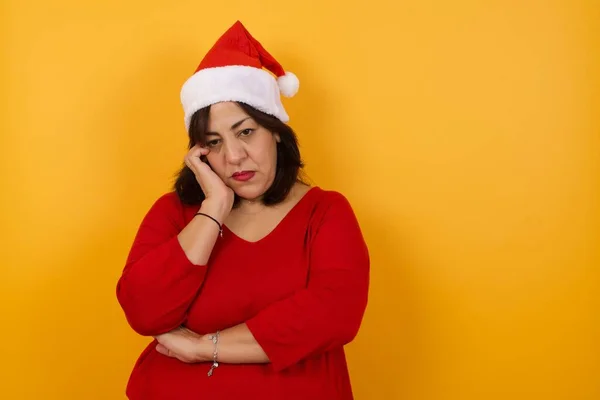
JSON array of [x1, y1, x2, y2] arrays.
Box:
[[173, 102, 305, 206]]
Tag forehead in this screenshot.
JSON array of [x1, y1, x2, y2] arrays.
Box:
[[207, 102, 250, 131]]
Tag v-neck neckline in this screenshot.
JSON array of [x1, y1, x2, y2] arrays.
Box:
[[223, 186, 320, 245]]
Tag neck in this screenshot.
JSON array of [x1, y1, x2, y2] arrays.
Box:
[[237, 197, 267, 214]]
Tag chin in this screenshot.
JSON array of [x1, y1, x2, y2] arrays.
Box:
[[232, 184, 267, 201]]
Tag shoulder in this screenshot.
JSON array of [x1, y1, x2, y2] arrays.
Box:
[[141, 191, 192, 229], [307, 186, 354, 211], [302, 186, 360, 227], [303, 187, 367, 251], [149, 191, 183, 212]]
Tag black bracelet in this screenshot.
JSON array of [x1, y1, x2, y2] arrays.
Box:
[[195, 212, 223, 237]]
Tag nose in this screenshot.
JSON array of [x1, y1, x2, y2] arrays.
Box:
[[223, 139, 247, 165]]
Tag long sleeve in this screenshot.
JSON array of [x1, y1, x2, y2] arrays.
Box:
[[116, 193, 207, 336], [245, 192, 370, 372]]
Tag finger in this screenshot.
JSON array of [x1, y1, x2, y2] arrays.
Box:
[[188, 157, 214, 189], [189, 143, 202, 153], [185, 150, 210, 174], [187, 154, 206, 171], [180, 327, 200, 339], [159, 345, 178, 359], [184, 145, 201, 163], [154, 332, 172, 343], [154, 334, 174, 348], [157, 343, 189, 362], [156, 343, 169, 356], [188, 144, 209, 158]]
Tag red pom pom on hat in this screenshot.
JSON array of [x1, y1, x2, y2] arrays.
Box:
[[180, 21, 299, 131]]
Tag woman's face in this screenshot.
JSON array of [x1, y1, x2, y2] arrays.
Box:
[[204, 102, 280, 202]]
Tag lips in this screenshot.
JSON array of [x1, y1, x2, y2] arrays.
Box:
[[232, 171, 255, 182]]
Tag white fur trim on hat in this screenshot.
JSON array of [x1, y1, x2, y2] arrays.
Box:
[[180, 65, 290, 132]]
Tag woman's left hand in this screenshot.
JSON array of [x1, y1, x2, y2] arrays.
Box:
[[154, 326, 208, 363]]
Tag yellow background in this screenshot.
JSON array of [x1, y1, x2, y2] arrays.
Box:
[[2, 0, 598, 399]]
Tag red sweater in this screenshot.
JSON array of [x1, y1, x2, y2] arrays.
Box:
[[116, 186, 370, 400]]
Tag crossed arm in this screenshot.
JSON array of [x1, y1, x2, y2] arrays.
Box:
[[116, 193, 369, 372]]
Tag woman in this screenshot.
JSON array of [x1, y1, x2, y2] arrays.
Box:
[[116, 20, 370, 400]]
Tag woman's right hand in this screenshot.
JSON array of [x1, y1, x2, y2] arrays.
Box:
[[184, 144, 234, 221]]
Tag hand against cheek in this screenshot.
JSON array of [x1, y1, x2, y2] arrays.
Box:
[[154, 327, 208, 363], [184, 144, 234, 216]]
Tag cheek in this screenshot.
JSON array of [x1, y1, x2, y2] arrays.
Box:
[[255, 145, 278, 173], [206, 154, 226, 177], [270, 148, 279, 170]]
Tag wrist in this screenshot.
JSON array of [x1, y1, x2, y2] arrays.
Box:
[[199, 199, 230, 223], [194, 334, 214, 363]]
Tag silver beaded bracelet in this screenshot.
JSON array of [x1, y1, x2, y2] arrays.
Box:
[[207, 330, 220, 377]]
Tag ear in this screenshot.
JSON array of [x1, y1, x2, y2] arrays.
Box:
[[274, 132, 281, 143]]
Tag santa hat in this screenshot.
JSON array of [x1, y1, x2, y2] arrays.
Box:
[[180, 20, 299, 132]]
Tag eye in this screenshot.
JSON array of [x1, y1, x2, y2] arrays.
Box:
[[206, 139, 221, 148], [239, 128, 254, 137]]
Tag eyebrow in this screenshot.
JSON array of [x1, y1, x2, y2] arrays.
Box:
[[206, 117, 251, 136]]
